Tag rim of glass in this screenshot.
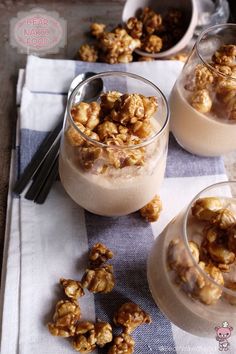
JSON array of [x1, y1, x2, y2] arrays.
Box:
[[67, 71, 169, 150], [196, 23, 236, 82], [183, 180, 236, 297]]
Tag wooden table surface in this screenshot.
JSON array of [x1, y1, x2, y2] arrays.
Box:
[[0, 0, 235, 275]]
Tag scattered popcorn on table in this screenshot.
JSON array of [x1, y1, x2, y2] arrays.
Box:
[[76, 6, 187, 62], [113, 302, 151, 334], [140, 195, 162, 222]]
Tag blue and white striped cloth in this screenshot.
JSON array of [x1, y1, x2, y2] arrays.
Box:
[[0, 55, 232, 354]]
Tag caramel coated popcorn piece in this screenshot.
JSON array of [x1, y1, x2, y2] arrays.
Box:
[[190, 89, 212, 113], [194, 64, 214, 89], [78, 44, 98, 62], [71, 102, 101, 130], [100, 91, 122, 112], [167, 238, 199, 272], [73, 321, 113, 352], [90, 23, 106, 38], [66, 123, 100, 147], [48, 300, 81, 337], [97, 121, 118, 140], [126, 17, 143, 39], [142, 34, 162, 53], [94, 322, 113, 347], [212, 44, 236, 66], [211, 208, 236, 229], [108, 333, 135, 354], [192, 197, 222, 221], [89, 243, 113, 267], [81, 265, 115, 293], [140, 195, 162, 222], [206, 241, 235, 265], [181, 262, 224, 305], [113, 302, 151, 334], [60, 278, 85, 300], [110, 94, 145, 125], [197, 263, 224, 305], [140, 7, 162, 34], [73, 321, 97, 353]]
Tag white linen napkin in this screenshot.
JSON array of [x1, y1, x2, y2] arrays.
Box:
[[0, 55, 233, 354]]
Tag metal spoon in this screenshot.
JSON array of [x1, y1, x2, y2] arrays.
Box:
[[14, 71, 104, 198]]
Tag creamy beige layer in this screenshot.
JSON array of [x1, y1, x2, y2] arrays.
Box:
[[170, 84, 236, 156], [59, 151, 167, 216]]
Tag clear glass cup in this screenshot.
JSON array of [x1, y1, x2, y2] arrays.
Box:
[[170, 23, 236, 156], [148, 181, 236, 337], [59, 71, 169, 216]]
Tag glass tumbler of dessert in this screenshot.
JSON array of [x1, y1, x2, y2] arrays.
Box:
[[148, 181, 236, 337], [59, 71, 169, 216], [170, 24, 236, 156]]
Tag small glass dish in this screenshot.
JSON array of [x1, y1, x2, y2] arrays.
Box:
[[170, 23, 236, 156], [148, 181, 236, 337], [59, 71, 169, 216]]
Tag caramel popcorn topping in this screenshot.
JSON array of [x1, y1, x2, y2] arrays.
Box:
[[183, 44, 236, 121], [72, 321, 113, 352], [89, 242, 113, 267], [168, 196, 236, 306], [140, 195, 162, 222], [60, 278, 85, 300], [66, 91, 159, 173], [108, 333, 135, 354], [48, 300, 81, 337], [77, 6, 186, 62], [47, 243, 151, 352], [113, 302, 151, 334], [78, 44, 98, 62], [81, 264, 115, 293]]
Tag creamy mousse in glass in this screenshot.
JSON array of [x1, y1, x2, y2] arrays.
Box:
[[170, 24, 236, 156], [148, 181, 236, 337], [59, 71, 169, 216]]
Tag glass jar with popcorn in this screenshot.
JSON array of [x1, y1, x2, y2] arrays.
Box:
[[170, 24, 236, 156], [59, 71, 169, 216], [148, 181, 236, 337]]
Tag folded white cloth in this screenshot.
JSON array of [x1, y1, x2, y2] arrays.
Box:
[[0, 55, 232, 354]]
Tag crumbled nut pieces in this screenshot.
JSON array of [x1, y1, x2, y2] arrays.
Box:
[[140, 195, 162, 222], [66, 92, 158, 172], [48, 300, 81, 337], [89, 242, 113, 267], [77, 7, 185, 63], [81, 265, 115, 293], [108, 333, 135, 354], [184, 44, 236, 121], [60, 278, 85, 300], [113, 302, 151, 334]]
